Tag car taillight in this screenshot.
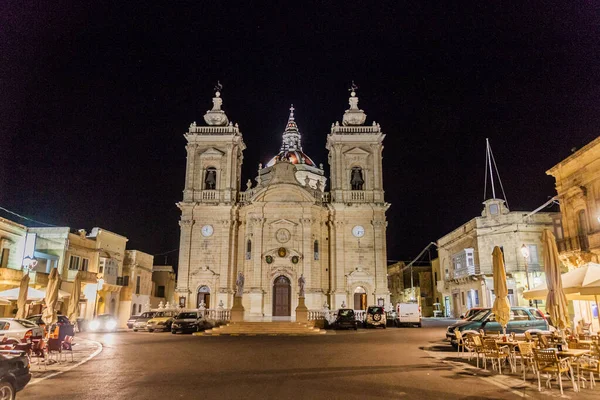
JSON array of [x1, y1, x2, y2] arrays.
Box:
[[24, 330, 33, 343]]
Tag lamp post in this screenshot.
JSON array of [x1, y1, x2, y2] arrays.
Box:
[[520, 244, 533, 307], [93, 278, 104, 318]]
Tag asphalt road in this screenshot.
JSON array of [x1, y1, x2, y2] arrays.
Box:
[[16, 320, 556, 400]]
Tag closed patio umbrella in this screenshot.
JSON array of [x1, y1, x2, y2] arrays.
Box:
[[67, 272, 81, 323], [542, 229, 570, 331], [491, 246, 511, 334], [15, 272, 30, 319], [42, 268, 61, 329]]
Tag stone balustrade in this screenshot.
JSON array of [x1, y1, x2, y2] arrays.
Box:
[[198, 308, 231, 322]]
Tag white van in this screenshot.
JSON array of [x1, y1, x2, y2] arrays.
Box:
[[396, 303, 422, 327]]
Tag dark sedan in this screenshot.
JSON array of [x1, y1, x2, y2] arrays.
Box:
[[0, 350, 31, 398], [171, 311, 212, 334], [332, 309, 358, 330]]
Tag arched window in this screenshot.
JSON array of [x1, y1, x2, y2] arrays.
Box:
[[246, 239, 252, 260], [314, 240, 319, 260], [204, 167, 217, 190], [138, 304, 142, 313], [132, 303, 136, 315], [351, 167, 364, 190]]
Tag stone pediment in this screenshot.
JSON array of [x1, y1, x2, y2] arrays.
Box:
[[191, 265, 219, 277], [199, 147, 225, 158], [252, 183, 316, 203], [269, 219, 298, 227], [347, 267, 372, 280], [343, 147, 370, 156]]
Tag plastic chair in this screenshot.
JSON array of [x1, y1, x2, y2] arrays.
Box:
[[31, 340, 47, 369], [533, 348, 575, 395], [468, 334, 486, 369], [60, 335, 74, 362]]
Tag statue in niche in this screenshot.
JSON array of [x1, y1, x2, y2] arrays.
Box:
[[351, 167, 364, 190], [205, 169, 216, 190], [235, 272, 245, 297]]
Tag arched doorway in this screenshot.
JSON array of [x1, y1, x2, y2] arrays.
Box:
[[273, 276, 291, 316], [353, 286, 367, 310], [197, 286, 210, 308]]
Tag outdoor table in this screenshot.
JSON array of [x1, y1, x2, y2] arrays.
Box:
[[494, 340, 524, 372], [556, 348, 591, 392]]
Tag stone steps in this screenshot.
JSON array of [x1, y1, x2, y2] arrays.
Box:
[[194, 322, 327, 336]]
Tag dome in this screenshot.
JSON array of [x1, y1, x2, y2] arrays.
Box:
[[266, 150, 316, 167]]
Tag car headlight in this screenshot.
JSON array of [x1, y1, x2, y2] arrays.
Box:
[[89, 320, 100, 331]]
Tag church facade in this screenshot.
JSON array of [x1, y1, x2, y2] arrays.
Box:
[[175, 88, 390, 318]]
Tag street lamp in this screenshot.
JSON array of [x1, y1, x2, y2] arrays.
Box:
[[520, 244, 533, 307], [93, 278, 104, 318]]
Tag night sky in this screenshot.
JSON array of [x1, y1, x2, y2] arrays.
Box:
[[1, 3, 599, 268]]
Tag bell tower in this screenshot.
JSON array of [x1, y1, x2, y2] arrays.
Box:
[[176, 86, 246, 309], [326, 84, 389, 309]]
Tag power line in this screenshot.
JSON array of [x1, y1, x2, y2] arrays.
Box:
[[0, 206, 56, 227], [154, 248, 178, 256]]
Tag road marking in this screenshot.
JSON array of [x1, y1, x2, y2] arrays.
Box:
[[28, 339, 103, 386]]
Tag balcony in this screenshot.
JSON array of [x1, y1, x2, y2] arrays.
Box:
[[65, 269, 98, 283], [557, 235, 589, 254], [0, 267, 24, 284], [452, 264, 480, 280]]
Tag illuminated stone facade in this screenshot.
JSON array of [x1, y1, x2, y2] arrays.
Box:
[[436, 199, 557, 318], [547, 136, 600, 267], [176, 89, 390, 318]]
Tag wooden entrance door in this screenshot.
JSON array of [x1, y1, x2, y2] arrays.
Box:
[[273, 276, 291, 316]]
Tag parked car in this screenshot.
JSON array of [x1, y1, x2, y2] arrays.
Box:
[[396, 303, 422, 327], [171, 311, 212, 334], [0, 319, 43, 345], [132, 311, 156, 332], [446, 307, 550, 347], [127, 315, 141, 329], [364, 306, 386, 329], [147, 310, 177, 332], [460, 307, 485, 319], [0, 350, 32, 398], [332, 309, 358, 330], [88, 314, 118, 332]]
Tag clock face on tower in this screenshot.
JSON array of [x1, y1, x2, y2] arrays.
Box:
[[201, 225, 214, 237], [352, 225, 365, 238]]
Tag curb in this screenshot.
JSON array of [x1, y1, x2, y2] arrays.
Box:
[[28, 338, 103, 386]]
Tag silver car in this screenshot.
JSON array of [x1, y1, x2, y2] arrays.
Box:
[[132, 312, 156, 332]]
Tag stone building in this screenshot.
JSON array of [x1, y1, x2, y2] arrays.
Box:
[[547, 135, 600, 330], [151, 265, 176, 308], [176, 88, 390, 318], [547, 136, 600, 266], [437, 199, 557, 318], [387, 261, 435, 316], [119, 250, 154, 326]]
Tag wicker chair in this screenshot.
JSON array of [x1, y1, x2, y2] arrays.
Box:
[[465, 333, 486, 368], [482, 338, 513, 374], [533, 348, 575, 395], [571, 342, 599, 389], [516, 341, 536, 381], [454, 329, 469, 357]]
